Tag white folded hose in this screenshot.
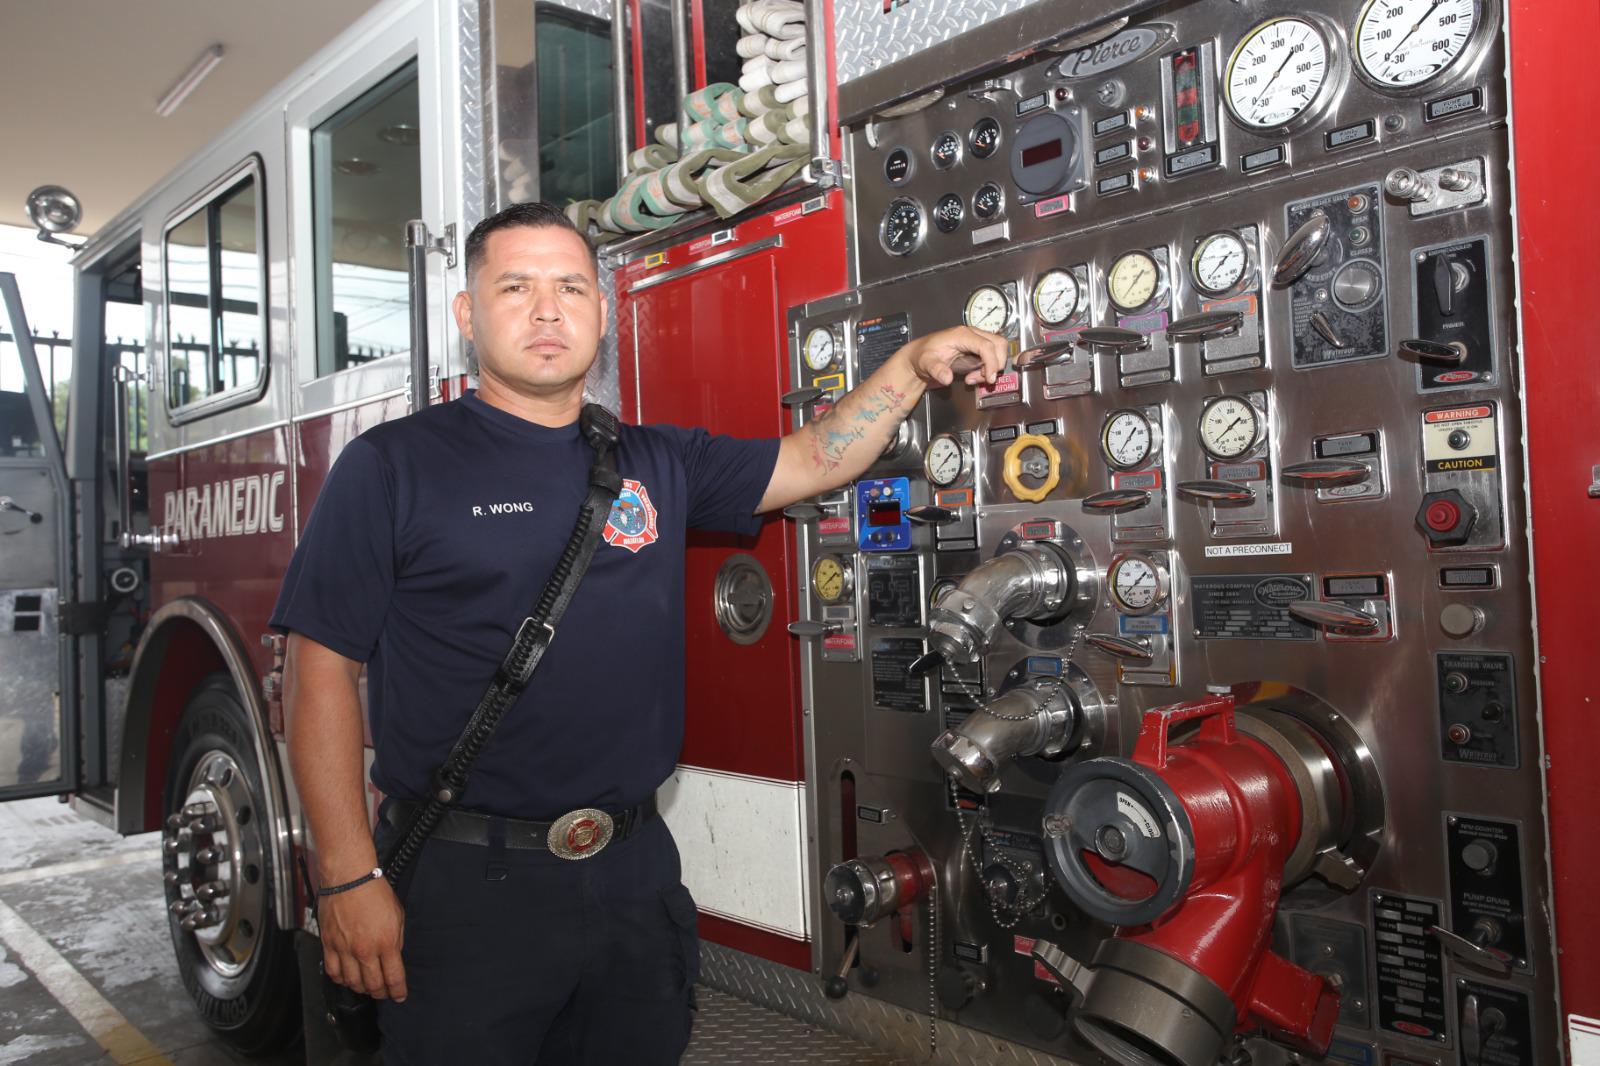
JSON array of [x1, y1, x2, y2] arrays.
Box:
[[764, 36, 806, 61], [737, 0, 805, 39], [737, 34, 767, 59], [773, 78, 808, 104], [770, 57, 806, 84]]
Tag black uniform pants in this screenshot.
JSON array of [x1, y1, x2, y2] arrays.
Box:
[[374, 807, 699, 1065]]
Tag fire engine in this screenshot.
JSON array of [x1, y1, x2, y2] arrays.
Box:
[[1, 0, 1596, 1062]]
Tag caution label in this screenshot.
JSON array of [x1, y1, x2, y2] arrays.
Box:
[[1422, 402, 1497, 474]]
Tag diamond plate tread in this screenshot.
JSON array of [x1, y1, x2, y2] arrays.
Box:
[[686, 988, 914, 1065], [835, 0, 1046, 86], [700, 943, 1081, 1066]]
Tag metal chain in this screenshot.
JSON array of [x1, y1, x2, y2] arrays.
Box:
[[925, 872, 939, 1061]]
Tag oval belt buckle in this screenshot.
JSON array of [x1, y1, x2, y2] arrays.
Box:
[[548, 808, 615, 860]]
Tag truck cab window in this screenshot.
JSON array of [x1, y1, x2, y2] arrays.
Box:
[[311, 62, 421, 377], [162, 169, 265, 412]]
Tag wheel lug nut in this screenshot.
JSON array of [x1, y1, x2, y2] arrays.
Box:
[[195, 847, 222, 865], [163, 871, 179, 887], [188, 817, 213, 833], [197, 881, 230, 902], [166, 813, 185, 831], [163, 837, 182, 854]]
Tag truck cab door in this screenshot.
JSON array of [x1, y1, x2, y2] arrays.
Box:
[[0, 272, 77, 799]]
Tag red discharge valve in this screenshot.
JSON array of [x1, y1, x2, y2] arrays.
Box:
[[1042, 691, 1365, 1066]]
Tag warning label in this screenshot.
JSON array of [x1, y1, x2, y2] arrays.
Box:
[[1422, 403, 1497, 474]]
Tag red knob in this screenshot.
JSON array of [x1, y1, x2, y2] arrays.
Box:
[[1425, 498, 1461, 532]]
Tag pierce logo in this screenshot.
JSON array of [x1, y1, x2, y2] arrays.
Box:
[[604, 479, 659, 553]]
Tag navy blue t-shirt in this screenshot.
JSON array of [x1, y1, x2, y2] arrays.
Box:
[[270, 391, 780, 819]]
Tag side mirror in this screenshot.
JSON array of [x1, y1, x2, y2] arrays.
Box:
[[25, 185, 83, 248]]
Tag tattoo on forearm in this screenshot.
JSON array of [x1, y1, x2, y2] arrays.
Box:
[[805, 382, 913, 473]]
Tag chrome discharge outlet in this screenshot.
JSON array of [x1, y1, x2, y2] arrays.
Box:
[[931, 677, 1099, 793], [926, 541, 1077, 664]]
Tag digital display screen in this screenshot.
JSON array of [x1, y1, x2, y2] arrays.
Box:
[[1021, 138, 1065, 168], [1441, 567, 1494, 588], [868, 500, 903, 526], [1325, 576, 1384, 597]]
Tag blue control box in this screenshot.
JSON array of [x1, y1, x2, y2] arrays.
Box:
[[856, 477, 912, 552]]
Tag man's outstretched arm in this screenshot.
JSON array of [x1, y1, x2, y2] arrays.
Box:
[[756, 325, 1008, 513]]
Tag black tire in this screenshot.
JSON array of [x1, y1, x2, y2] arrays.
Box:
[[162, 673, 301, 1056]]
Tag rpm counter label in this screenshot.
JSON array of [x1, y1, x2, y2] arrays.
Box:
[[1191, 573, 1315, 640]]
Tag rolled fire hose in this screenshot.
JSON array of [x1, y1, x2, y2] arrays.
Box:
[[739, 85, 783, 118], [698, 142, 808, 219], [736, 0, 805, 39]]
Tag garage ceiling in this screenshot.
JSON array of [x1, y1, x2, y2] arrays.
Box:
[[0, 0, 382, 236]]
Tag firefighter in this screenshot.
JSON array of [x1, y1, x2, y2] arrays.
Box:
[[272, 201, 1007, 1065]]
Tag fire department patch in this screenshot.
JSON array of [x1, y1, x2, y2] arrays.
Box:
[[603, 479, 659, 553]]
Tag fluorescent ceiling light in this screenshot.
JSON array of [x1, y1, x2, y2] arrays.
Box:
[[156, 44, 226, 118]]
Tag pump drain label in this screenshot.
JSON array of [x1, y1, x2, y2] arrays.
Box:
[[1191, 574, 1316, 641], [870, 638, 927, 712], [1371, 892, 1449, 1046]]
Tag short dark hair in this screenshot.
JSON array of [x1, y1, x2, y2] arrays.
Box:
[[463, 201, 599, 282]]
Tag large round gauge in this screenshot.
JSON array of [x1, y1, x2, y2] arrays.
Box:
[[923, 432, 971, 488], [969, 117, 1002, 159], [1190, 231, 1252, 297], [1101, 408, 1156, 471], [964, 285, 1012, 334], [1198, 394, 1261, 460], [811, 555, 852, 605], [1354, 0, 1481, 90], [1032, 269, 1081, 327], [933, 193, 965, 234], [1108, 554, 1170, 615], [879, 197, 925, 257], [1224, 17, 1335, 131], [1107, 250, 1162, 314], [931, 131, 962, 170], [803, 328, 836, 371], [972, 182, 1005, 221]]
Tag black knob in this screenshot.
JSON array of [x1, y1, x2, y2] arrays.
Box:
[[823, 975, 848, 999], [935, 967, 980, 1010]]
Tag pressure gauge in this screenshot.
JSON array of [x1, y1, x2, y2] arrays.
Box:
[[1224, 17, 1335, 131], [1354, 0, 1481, 90], [811, 555, 852, 605], [972, 182, 1005, 221], [1190, 231, 1251, 297], [923, 432, 971, 488], [1197, 394, 1261, 460], [1032, 269, 1081, 327], [1108, 554, 1170, 615], [803, 328, 836, 371], [1101, 408, 1156, 471], [933, 193, 965, 234], [964, 285, 1013, 334], [1107, 250, 1162, 314], [931, 131, 962, 169], [880, 198, 925, 257], [969, 117, 1002, 159]]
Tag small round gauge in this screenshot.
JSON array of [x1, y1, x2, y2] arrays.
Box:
[[1101, 408, 1156, 471], [969, 117, 1002, 159], [933, 193, 965, 234], [1109, 554, 1170, 615], [884, 147, 913, 184], [880, 197, 925, 257], [1032, 269, 1081, 327], [972, 182, 1005, 221], [1224, 17, 1334, 131], [1354, 0, 1481, 90], [1107, 250, 1162, 314], [923, 432, 970, 488], [1190, 231, 1251, 297], [1198, 394, 1261, 460], [931, 131, 963, 170], [811, 555, 852, 604], [803, 328, 836, 371], [964, 285, 1012, 334]]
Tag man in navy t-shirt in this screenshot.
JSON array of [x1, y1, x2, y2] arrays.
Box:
[[273, 201, 1006, 1065]]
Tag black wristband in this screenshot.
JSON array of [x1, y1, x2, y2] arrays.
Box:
[[317, 867, 384, 897]]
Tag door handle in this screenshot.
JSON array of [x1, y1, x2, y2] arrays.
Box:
[[404, 220, 456, 413]]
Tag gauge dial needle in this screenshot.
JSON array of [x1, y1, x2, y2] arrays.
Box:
[[1220, 416, 1245, 441], [1384, 0, 1444, 73], [1254, 46, 1297, 109]]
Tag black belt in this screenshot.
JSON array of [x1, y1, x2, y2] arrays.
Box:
[[384, 797, 657, 859]]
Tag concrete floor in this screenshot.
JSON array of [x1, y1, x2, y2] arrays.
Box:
[[0, 798, 903, 1066], [0, 796, 296, 1066]]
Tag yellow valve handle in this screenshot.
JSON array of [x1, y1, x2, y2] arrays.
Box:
[[1003, 433, 1061, 503]]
